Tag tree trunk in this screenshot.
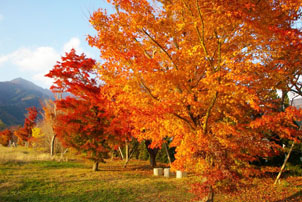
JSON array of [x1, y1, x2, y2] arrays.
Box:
[[124, 142, 139, 168], [125, 140, 129, 163], [129, 142, 139, 159], [50, 134, 56, 156], [145, 140, 159, 168], [92, 161, 99, 171], [118, 147, 124, 160], [149, 152, 157, 168], [274, 142, 295, 184], [111, 151, 114, 161], [205, 186, 214, 202], [164, 142, 172, 167], [60, 148, 68, 161], [274, 119, 300, 184]]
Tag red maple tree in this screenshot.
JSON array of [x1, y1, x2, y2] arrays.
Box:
[[14, 107, 38, 145], [0, 129, 13, 146], [46, 49, 131, 170]]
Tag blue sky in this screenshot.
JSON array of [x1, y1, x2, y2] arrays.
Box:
[[0, 0, 114, 89]]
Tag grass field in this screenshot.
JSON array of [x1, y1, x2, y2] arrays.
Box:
[[0, 146, 193, 202], [0, 146, 302, 202]]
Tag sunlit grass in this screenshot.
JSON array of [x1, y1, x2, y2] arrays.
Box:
[[0, 146, 193, 202], [0, 146, 302, 202]]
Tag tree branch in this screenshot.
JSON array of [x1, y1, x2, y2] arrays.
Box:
[[203, 91, 218, 134], [181, 0, 194, 16], [274, 141, 295, 185], [141, 28, 178, 70], [173, 113, 195, 131], [140, 79, 159, 101], [195, 0, 214, 70], [214, 30, 222, 73]]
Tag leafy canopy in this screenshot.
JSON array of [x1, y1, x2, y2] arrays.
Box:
[[87, 0, 302, 197]]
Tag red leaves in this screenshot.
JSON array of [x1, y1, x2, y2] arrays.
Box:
[[46, 49, 132, 163], [45, 49, 98, 96], [24, 107, 38, 128], [0, 129, 13, 146], [14, 107, 38, 144], [54, 97, 112, 159]]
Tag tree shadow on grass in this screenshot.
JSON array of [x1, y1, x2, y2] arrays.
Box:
[[98, 163, 153, 172], [128, 165, 152, 171], [0, 184, 138, 202], [1, 160, 86, 169], [1, 161, 27, 166]]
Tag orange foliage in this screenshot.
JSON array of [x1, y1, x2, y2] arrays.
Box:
[[0, 129, 13, 146], [86, 0, 302, 197]]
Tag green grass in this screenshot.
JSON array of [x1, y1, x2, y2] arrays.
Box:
[[1, 146, 302, 202], [0, 147, 193, 202]]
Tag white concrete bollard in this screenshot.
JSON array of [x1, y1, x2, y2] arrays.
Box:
[[176, 170, 187, 178], [153, 168, 163, 176], [164, 168, 170, 177]]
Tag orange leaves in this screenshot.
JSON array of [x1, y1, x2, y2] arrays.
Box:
[[0, 129, 13, 146], [86, 0, 302, 198], [250, 106, 302, 142]]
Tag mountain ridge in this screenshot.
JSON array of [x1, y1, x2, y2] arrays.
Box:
[[10, 78, 53, 97], [0, 78, 54, 127]]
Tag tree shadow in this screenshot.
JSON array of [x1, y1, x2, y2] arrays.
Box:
[[274, 190, 302, 202], [96, 169, 123, 172], [128, 165, 153, 171]]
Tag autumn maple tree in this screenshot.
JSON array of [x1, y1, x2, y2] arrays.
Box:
[[46, 49, 131, 171], [86, 0, 302, 199], [0, 129, 13, 146], [14, 107, 38, 145]]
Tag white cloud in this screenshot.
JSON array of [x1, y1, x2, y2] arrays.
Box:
[[11, 47, 60, 72], [0, 55, 9, 65], [32, 72, 55, 89], [0, 37, 88, 88], [0, 47, 60, 88], [0, 46, 59, 72], [63, 37, 82, 53]]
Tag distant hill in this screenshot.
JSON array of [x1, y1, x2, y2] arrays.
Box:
[[0, 78, 55, 127]]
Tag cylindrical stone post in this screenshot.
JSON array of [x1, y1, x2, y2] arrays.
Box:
[[153, 168, 163, 176], [176, 170, 187, 178], [164, 168, 170, 177]]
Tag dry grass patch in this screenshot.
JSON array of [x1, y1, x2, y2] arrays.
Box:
[[0, 145, 70, 163]]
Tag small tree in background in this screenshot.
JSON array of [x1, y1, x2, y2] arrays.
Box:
[[31, 121, 66, 155], [41, 100, 60, 156], [0, 129, 13, 146], [14, 107, 38, 146]]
